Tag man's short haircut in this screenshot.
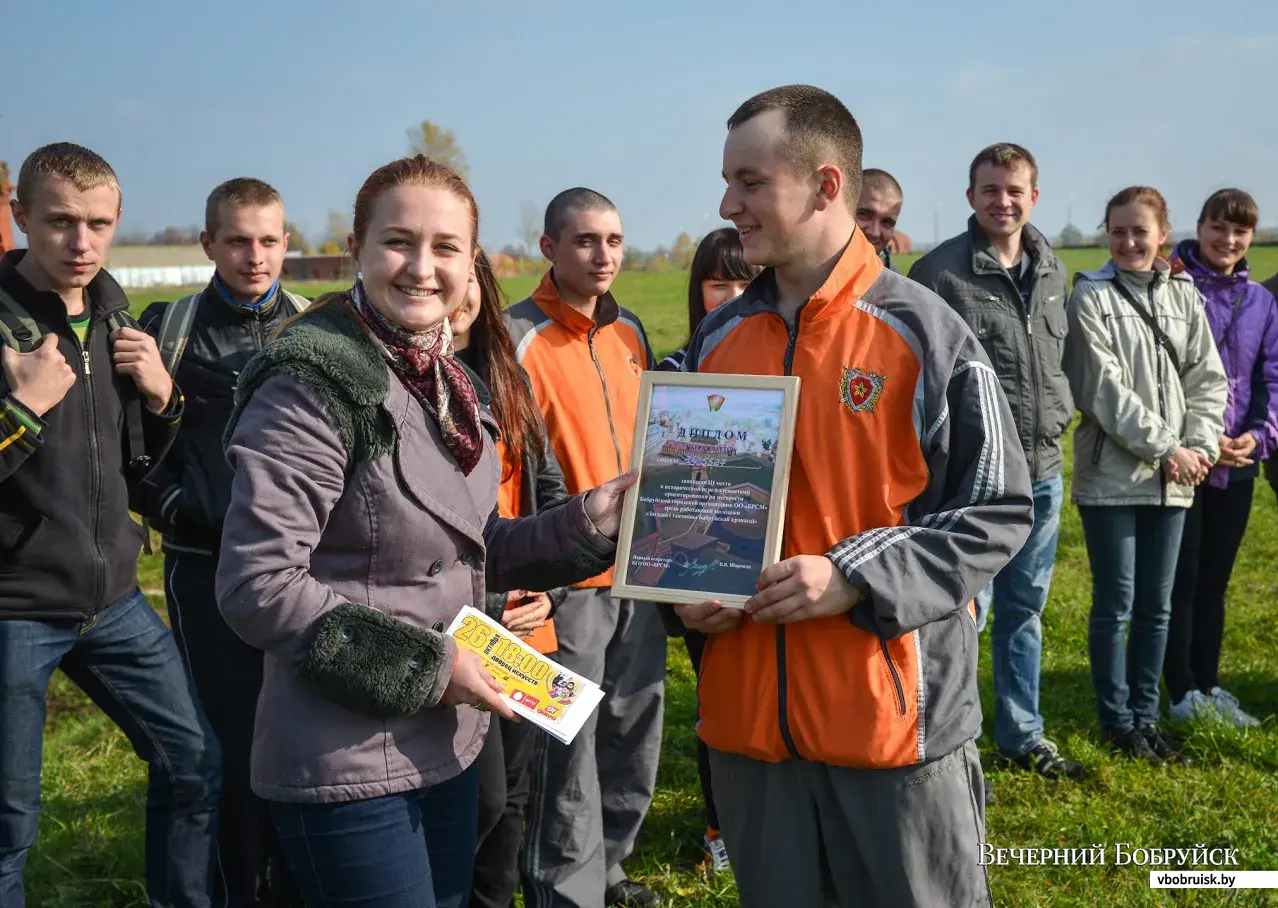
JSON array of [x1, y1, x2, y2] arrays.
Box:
[[968, 143, 1038, 190], [861, 168, 902, 200], [16, 142, 120, 209], [543, 188, 618, 240], [727, 85, 864, 202], [1198, 188, 1259, 230], [205, 177, 286, 237]]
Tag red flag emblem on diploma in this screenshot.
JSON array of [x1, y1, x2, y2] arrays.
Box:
[[839, 367, 886, 413], [707, 394, 726, 412]]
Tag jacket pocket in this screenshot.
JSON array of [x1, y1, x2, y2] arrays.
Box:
[[966, 310, 1015, 377], [0, 512, 47, 568], [879, 638, 908, 717], [1091, 431, 1106, 467], [782, 617, 919, 768]]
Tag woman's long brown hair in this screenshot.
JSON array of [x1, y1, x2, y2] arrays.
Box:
[[468, 248, 545, 474]]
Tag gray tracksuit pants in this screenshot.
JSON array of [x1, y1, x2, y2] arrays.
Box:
[[710, 738, 993, 908], [520, 589, 667, 908]]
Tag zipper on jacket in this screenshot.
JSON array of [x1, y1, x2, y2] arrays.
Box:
[[1002, 264, 1041, 479], [774, 304, 805, 760], [1022, 306, 1041, 477], [74, 321, 108, 619], [587, 326, 625, 476], [879, 639, 908, 716], [1149, 284, 1169, 506]]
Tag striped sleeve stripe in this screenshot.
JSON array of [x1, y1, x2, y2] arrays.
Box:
[[830, 506, 971, 575], [2, 401, 41, 436], [0, 424, 29, 455], [968, 364, 1005, 504], [513, 318, 555, 365], [829, 359, 1005, 576]]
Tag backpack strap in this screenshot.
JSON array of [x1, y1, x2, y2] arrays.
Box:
[[0, 284, 42, 353], [282, 288, 311, 314], [156, 293, 202, 376], [104, 310, 153, 477]]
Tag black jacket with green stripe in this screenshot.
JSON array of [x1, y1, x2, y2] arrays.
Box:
[[0, 251, 183, 621]]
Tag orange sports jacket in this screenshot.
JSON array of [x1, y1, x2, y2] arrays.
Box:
[[681, 231, 1033, 768], [503, 272, 653, 588]]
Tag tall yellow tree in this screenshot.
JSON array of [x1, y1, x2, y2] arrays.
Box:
[[671, 232, 697, 269], [407, 121, 469, 180]]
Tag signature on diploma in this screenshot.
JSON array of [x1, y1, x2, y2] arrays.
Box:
[[671, 551, 716, 577]]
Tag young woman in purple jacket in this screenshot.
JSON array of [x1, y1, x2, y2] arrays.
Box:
[[1164, 188, 1278, 728]]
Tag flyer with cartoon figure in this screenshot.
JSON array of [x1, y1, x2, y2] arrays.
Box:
[[445, 606, 604, 744]]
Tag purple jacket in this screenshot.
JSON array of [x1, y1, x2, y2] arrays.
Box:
[[1170, 240, 1278, 487]]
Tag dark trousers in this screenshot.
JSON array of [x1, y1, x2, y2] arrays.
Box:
[[472, 715, 540, 908], [1164, 481, 1254, 703], [166, 552, 300, 907], [271, 765, 479, 908], [0, 587, 221, 908], [683, 632, 719, 831]]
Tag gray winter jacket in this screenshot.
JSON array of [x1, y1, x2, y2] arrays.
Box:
[[909, 217, 1072, 482], [216, 302, 615, 804], [1065, 261, 1227, 508]]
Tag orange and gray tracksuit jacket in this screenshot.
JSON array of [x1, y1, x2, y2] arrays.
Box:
[[503, 272, 653, 587], [681, 231, 1033, 769]]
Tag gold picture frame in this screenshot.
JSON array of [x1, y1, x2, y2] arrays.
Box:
[[611, 371, 800, 608]]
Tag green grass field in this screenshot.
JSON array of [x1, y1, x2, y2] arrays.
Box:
[[25, 255, 1278, 906]]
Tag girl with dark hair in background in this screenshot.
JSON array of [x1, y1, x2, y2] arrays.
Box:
[[659, 226, 759, 372], [657, 227, 758, 876], [450, 248, 572, 908], [1064, 186, 1227, 766], [1163, 189, 1278, 728]]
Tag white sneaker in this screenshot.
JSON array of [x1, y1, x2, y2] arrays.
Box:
[[1169, 690, 1220, 725], [703, 830, 731, 877], [1207, 687, 1261, 728]]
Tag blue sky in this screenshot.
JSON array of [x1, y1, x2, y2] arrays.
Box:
[[3, 0, 1276, 252]]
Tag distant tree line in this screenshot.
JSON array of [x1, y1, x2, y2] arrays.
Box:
[[113, 122, 1278, 265]]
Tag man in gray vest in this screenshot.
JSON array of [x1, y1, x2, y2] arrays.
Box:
[[910, 143, 1085, 783], [136, 177, 308, 908]]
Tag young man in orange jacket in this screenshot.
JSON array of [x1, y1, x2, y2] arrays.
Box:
[[675, 86, 1034, 908], [505, 190, 665, 908]]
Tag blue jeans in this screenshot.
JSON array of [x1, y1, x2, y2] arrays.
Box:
[[1079, 505, 1186, 731], [0, 588, 221, 908], [974, 474, 1064, 756], [271, 764, 479, 908]]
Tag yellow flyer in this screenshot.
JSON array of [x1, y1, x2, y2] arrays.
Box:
[[445, 606, 604, 744]]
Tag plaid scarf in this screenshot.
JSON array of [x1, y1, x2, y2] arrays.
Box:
[[347, 279, 483, 475]]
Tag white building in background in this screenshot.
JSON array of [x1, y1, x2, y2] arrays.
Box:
[[104, 244, 214, 289]]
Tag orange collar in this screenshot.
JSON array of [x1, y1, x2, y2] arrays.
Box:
[[801, 230, 884, 322], [530, 271, 621, 336]]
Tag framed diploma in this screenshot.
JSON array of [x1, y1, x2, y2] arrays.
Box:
[[611, 371, 800, 608]]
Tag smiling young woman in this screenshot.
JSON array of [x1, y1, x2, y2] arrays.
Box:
[[215, 155, 637, 908], [1064, 186, 1229, 765], [1163, 189, 1278, 730]]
